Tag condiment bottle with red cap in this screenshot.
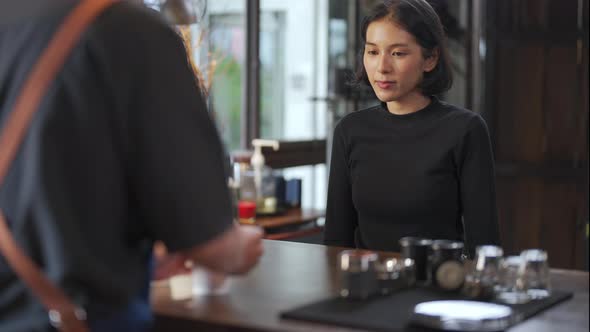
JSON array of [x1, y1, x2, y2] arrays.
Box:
[[238, 201, 256, 224]]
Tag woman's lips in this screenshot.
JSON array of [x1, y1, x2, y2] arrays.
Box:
[[375, 81, 396, 89]]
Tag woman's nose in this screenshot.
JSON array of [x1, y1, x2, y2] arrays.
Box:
[[377, 55, 392, 73]]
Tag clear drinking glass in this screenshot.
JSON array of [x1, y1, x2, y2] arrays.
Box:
[[518, 249, 551, 299], [463, 245, 503, 299], [472, 245, 504, 297], [495, 255, 531, 304], [192, 266, 231, 296], [474, 245, 504, 286]]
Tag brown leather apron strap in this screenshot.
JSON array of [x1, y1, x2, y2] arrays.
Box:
[[0, 1, 117, 331]]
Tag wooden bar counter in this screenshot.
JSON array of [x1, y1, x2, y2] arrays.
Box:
[[151, 240, 589, 332]]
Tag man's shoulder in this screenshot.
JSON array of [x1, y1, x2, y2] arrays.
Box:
[[98, 2, 169, 33], [87, 2, 175, 48]]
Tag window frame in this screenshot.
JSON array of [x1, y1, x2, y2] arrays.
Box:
[[241, 0, 326, 168]]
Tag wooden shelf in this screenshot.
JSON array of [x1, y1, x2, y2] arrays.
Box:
[[243, 208, 324, 229]]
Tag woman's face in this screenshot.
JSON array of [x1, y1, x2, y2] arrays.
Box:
[[363, 18, 438, 103]]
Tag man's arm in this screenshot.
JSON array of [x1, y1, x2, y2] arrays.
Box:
[[181, 224, 263, 275], [101, 4, 264, 272]]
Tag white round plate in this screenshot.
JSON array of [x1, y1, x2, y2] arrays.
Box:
[[412, 300, 515, 331]]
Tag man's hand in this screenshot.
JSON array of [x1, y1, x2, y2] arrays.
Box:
[[182, 224, 264, 275], [231, 225, 264, 274]]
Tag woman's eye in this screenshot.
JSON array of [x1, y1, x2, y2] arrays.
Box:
[[366, 50, 378, 55], [392, 52, 407, 57]]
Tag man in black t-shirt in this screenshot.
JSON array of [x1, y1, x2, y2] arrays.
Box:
[[0, 2, 263, 331]]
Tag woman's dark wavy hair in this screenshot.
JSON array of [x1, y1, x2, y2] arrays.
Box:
[[354, 0, 453, 96]]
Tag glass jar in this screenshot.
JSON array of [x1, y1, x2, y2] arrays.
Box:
[[338, 250, 379, 300], [376, 258, 416, 295], [429, 240, 465, 291]]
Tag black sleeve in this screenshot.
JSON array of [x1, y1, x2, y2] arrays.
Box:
[[127, 13, 233, 252], [324, 122, 358, 247], [455, 115, 501, 256]]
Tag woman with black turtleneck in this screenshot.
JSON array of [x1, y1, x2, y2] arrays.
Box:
[[324, 0, 500, 257]]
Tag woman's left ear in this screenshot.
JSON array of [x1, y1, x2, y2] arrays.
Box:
[[424, 48, 439, 73]]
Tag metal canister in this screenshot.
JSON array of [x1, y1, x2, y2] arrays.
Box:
[[400, 237, 433, 284]]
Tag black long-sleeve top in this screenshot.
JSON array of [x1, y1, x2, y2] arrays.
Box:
[[324, 97, 500, 256]]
